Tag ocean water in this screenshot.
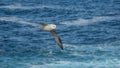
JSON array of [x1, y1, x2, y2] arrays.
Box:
[[0, 0, 120, 68]]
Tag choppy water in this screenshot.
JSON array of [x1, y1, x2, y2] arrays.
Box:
[[0, 0, 120, 68]]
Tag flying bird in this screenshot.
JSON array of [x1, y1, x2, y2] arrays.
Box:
[[38, 22, 63, 50]]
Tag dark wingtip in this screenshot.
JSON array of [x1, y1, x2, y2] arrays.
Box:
[[60, 46, 64, 50], [61, 48, 64, 50]]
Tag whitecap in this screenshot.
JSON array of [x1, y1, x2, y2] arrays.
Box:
[[60, 16, 120, 26], [0, 16, 39, 27], [30, 59, 120, 68], [0, 4, 29, 10], [0, 4, 69, 10]]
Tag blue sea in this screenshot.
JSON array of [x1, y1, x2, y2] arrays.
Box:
[[0, 0, 120, 68]]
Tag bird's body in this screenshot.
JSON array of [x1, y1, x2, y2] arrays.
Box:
[[38, 22, 63, 50], [42, 24, 56, 31]]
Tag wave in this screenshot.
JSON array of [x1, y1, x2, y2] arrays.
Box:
[[0, 16, 39, 27], [60, 16, 120, 26], [0, 4, 69, 10], [30, 59, 120, 68]]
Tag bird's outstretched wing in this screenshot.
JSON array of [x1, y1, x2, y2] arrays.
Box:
[[50, 30, 63, 50]]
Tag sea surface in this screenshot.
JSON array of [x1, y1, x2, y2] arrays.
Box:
[[0, 0, 120, 68]]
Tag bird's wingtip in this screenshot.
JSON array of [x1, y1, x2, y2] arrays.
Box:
[[60, 46, 64, 50]]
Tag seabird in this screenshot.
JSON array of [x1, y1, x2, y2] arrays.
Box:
[[38, 22, 63, 50]]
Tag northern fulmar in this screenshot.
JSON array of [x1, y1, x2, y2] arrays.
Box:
[[38, 22, 63, 50]]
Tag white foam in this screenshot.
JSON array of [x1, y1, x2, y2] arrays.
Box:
[[30, 59, 120, 68], [63, 43, 120, 58], [0, 16, 39, 27], [0, 4, 69, 10], [60, 16, 120, 26], [0, 4, 29, 10]]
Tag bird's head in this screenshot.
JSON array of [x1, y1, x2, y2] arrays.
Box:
[[50, 24, 56, 29]]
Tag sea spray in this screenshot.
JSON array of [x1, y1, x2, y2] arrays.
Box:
[[0, 4, 70, 10], [60, 16, 120, 26], [0, 16, 40, 27]]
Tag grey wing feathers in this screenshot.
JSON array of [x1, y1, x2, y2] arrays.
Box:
[[50, 30, 63, 50]]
